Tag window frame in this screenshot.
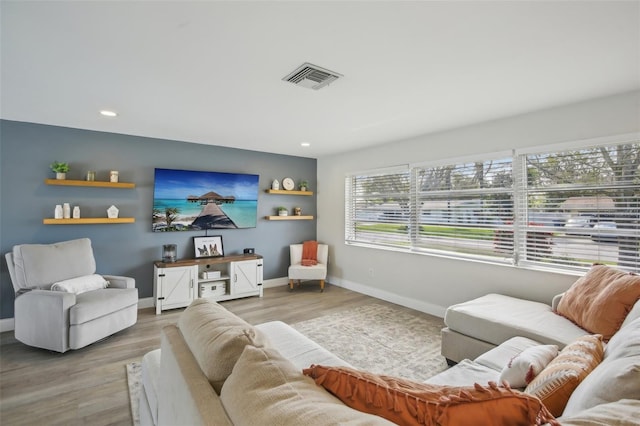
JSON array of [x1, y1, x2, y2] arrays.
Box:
[[345, 133, 640, 275]]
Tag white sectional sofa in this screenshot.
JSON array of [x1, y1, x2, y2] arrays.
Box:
[[140, 294, 640, 425], [441, 292, 640, 364]]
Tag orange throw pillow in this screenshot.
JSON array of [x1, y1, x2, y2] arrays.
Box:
[[303, 365, 557, 426], [556, 264, 640, 341], [301, 240, 318, 266], [524, 334, 604, 417]]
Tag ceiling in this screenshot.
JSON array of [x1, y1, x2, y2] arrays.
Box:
[[2, 1, 639, 159]]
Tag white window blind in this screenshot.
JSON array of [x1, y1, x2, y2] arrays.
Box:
[[345, 166, 411, 248], [413, 158, 514, 262], [345, 137, 639, 274], [520, 142, 640, 272]]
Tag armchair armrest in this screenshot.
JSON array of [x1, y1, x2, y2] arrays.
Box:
[[104, 275, 135, 289], [14, 289, 76, 352]]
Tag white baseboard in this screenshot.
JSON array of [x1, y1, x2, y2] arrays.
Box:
[[327, 275, 446, 318], [263, 277, 289, 288], [0, 317, 15, 333], [138, 297, 155, 309]]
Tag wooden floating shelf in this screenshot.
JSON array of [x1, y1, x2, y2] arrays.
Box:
[[43, 218, 135, 225], [45, 179, 135, 189], [264, 215, 314, 221], [265, 189, 313, 196]]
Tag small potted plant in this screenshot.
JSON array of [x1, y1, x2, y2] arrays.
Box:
[[277, 206, 288, 216], [50, 161, 70, 180], [299, 180, 309, 191]]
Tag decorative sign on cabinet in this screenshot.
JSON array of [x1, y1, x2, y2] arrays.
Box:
[[153, 254, 263, 314]]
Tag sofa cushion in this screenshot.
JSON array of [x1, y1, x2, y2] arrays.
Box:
[[255, 321, 353, 369], [51, 274, 108, 294], [604, 316, 640, 360], [423, 359, 499, 387], [556, 264, 640, 341], [444, 294, 587, 349], [561, 317, 640, 416], [177, 298, 268, 394], [220, 345, 395, 425], [499, 344, 559, 388], [475, 336, 545, 372], [11, 238, 97, 290], [562, 355, 640, 417], [70, 288, 138, 325], [304, 365, 557, 426], [524, 334, 604, 417], [556, 399, 640, 426]]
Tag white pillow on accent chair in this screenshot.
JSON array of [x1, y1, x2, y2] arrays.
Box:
[[499, 344, 559, 388], [51, 274, 109, 294]]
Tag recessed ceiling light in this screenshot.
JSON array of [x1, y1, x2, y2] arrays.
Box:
[[301, 142, 311, 147], [100, 110, 117, 117]]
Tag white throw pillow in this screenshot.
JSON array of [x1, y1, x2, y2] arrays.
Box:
[[499, 344, 559, 388], [51, 274, 109, 294]]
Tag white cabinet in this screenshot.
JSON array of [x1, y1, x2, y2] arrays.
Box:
[[153, 255, 263, 314], [154, 264, 197, 315], [230, 259, 263, 297]]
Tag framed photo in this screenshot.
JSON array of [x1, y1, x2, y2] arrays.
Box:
[[193, 235, 224, 258]]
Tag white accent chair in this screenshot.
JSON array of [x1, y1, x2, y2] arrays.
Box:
[[288, 243, 328, 292], [5, 238, 138, 352]]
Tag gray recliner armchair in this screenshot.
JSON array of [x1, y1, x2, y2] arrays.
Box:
[[5, 238, 138, 352]]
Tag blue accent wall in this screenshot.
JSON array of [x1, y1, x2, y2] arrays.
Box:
[[0, 120, 317, 319]]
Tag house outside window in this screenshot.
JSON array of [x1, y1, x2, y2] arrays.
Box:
[[345, 136, 640, 274]]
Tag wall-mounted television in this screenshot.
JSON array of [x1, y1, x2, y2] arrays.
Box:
[[153, 168, 259, 232]]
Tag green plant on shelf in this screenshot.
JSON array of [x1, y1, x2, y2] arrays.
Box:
[[50, 161, 70, 173]]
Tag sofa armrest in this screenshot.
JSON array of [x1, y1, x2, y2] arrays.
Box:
[[103, 275, 135, 289], [14, 290, 76, 352], [551, 293, 564, 311], [158, 325, 232, 426]]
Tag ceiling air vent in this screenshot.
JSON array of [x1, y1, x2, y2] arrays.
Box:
[[282, 62, 342, 90]]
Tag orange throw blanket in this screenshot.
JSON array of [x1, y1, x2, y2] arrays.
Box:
[[301, 240, 318, 266]]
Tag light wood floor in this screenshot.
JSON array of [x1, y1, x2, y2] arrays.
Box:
[[0, 283, 444, 426]]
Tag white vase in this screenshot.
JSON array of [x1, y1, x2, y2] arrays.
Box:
[[278, 210, 288, 216], [54, 205, 63, 219], [63, 203, 71, 219], [271, 179, 280, 190], [56, 172, 66, 180], [107, 205, 119, 218], [73, 206, 80, 219]]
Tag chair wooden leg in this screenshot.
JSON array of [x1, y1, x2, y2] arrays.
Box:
[[289, 279, 294, 291], [320, 279, 325, 292]]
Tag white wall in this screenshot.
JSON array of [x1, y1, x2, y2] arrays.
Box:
[[317, 90, 640, 317]]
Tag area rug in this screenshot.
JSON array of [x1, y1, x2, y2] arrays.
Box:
[[291, 303, 448, 381], [125, 303, 447, 425], [126, 361, 142, 426]]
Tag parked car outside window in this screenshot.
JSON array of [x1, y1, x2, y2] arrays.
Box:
[[564, 215, 596, 235], [591, 221, 618, 243]]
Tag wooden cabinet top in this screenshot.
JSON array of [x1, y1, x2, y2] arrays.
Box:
[[154, 253, 262, 268]]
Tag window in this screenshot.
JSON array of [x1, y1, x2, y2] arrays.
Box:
[[345, 166, 411, 248], [345, 136, 640, 273], [413, 157, 514, 262], [518, 142, 640, 272]]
